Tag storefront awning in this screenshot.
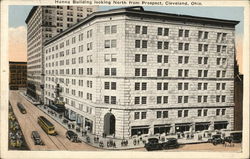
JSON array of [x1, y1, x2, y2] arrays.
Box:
[[195, 122, 210, 125], [214, 121, 228, 124], [175, 123, 191, 126], [154, 124, 171, 128], [131, 125, 149, 129]]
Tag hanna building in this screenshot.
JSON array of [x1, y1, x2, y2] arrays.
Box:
[[44, 6, 239, 139], [25, 5, 98, 103]]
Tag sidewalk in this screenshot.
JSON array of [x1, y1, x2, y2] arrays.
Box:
[[20, 92, 210, 150]]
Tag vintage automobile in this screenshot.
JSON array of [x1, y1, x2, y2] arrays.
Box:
[[208, 134, 225, 145], [66, 130, 78, 142], [144, 137, 179, 151], [31, 131, 44, 145], [162, 138, 179, 149]]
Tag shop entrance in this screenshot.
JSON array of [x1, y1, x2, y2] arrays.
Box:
[[103, 113, 116, 135]]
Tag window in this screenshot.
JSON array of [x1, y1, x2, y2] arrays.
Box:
[[157, 96, 162, 104], [184, 30, 189, 37], [158, 27, 163, 35], [134, 112, 140, 120], [157, 41, 169, 49], [135, 82, 147, 90], [198, 31, 209, 39], [135, 97, 140, 104], [217, 45, 222, 52], [184, 110, 188, 117], [135, 68, 147, 76], [178, 110, 182, 117], [216, 95, 220, 102], [216, 109, 220, 116], [178, 29, 183, 37], [142, 40, 147, 48], [222, 109, 226, 115], [141, 112, 147, 119], [105, 25, 117, 34], [163, 111, 168, 118], [157, 111, 162, 118], [135, 25, 140, 34], [178, 56, 189, 64], [111, 96, 116, 104], [142, 26, 147, 34], [198, 109, 202, 116], [157, 69, 168, 77], [203, 109, 208, 116], [135, 83, 140, 90], [135, 40, 140, 48], [135, 54, 147, 62], [178, 69, 189, 77], [104, 68, 116, 76], [198, 44, 209, 52], [142, 96, 147, 104]]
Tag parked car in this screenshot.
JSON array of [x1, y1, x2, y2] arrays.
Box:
[[144, 137, 163, 151], [31, 131, 44, 145], [227, 131, 242, 143], [144, 137, 179, 151], [208, 134, 224, 145], [66, 130, 78, 142], [162, 138, 179, 149]]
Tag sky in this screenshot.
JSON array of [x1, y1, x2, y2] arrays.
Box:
[[8, 5, 244, 72]]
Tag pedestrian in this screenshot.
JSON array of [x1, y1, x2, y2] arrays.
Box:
[[133, 139, 136, 145], [113, 142, 116, 148]]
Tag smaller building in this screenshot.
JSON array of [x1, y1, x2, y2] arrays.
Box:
[[9, 61, 27, 90]]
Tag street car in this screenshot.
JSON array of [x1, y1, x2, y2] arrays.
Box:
[[31, 131, 44, 145], [66, 130, 78, 142]]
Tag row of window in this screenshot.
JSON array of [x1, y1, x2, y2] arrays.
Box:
[[45, 67, 228, 78], [134, 108, 227, 120], [46, 40, 228, 55], [135, 26, 228, 43]]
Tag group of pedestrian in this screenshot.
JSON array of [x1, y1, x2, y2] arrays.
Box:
[[121, 140, 128, 147]]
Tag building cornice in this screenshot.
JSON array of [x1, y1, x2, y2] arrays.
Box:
[[44, 6, 239, 46]]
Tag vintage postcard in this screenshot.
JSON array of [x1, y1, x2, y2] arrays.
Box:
[[1, 0, 249, 158]]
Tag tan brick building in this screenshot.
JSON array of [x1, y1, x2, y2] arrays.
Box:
[[25, 5, 98, 102], [44, 6, 239, 139], [9, 61, 27, 90]]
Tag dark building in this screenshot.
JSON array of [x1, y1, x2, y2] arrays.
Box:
[[9, 61, 27, 90], [234, 61, 243, 130]]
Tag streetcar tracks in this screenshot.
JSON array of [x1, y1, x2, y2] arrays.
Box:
[[16, 92, 69, 150]]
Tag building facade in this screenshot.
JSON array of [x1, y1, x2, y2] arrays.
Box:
[[25, 5, 98, 102], [44, 7, 238, 139], [9, 61, 27, 90]]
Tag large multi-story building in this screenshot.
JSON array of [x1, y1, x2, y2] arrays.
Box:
[[9, 61, 27, 90], [25, 5, 98, 102], [44, 6, 239, 139]]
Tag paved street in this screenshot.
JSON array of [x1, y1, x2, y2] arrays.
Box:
[[9, 90, 242, 152], [133, 143, 241, 152], [9, 91, 100, 151]]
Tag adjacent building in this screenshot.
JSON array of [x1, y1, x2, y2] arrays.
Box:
[[234, 61, 243, 131], [44, 6, 239, 139], [25, 5, 98, 103], [9, 61, 27, 90]]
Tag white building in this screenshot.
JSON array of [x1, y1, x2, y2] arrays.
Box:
[[25, 5, 98, 102], [44, 6, 238, 139]]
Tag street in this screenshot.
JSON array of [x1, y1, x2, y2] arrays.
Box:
[[9, 90, 241, 152], [9, 91, 100, 151]]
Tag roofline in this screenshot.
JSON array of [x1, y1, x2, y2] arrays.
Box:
[[9, 61, 27, 64], [45, 6, 239, 46], [25, 6, 38, 24]]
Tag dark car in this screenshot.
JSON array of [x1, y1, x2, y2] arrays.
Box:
[[144, 137, 162, 151], [162, 138, 179, 149], [31, 131, 44, 145], [66, 130, 78, 142], [228, 132, 242, 143], [208, 134, 224, 145]]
